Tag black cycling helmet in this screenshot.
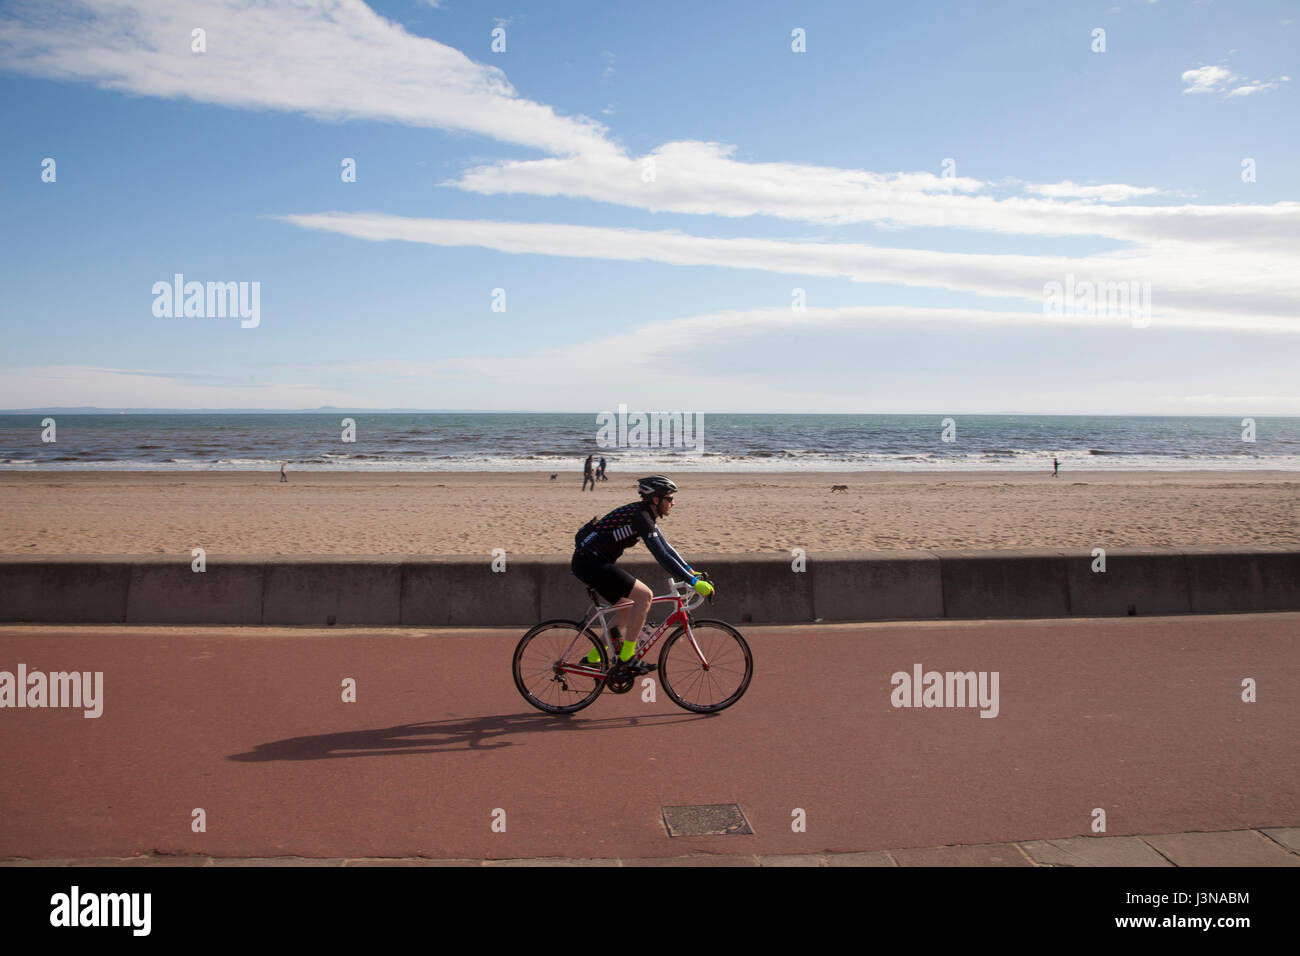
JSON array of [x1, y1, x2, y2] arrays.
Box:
[[637, 475, 678, 497]]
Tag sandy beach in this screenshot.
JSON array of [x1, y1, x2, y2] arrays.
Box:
[[1, 470, 1297, 556]]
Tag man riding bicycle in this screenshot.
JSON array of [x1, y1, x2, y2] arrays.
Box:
[[571, 475, 715, 675]]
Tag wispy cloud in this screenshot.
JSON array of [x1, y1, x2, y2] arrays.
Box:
[[0, 0, 613, 158], [1181, 63, 1290, 96], [1227, 77, 1289, 96], [447, 142, 1300, 250], [277, 212, 1300, 332], [1024, 180, 1160, 202]]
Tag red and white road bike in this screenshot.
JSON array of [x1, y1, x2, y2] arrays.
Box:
[[512, 575, 752, 715]]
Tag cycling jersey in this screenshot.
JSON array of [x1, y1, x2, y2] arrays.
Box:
[[574, 501, 694, 582]]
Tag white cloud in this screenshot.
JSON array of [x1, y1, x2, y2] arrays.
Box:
[[0, 0, 614, 158], [1025, 181, 1159, 202], [277, 212, 1300, 332], [1182, 65, 1237, 93], [448, 142, 1300, 250], [1182, 63, 1289, 97], [1227, 80, 1282, 96], [451, 140, 996, 226]]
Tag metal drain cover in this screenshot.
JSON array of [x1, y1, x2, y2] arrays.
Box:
[[661, 804, 753, 837]]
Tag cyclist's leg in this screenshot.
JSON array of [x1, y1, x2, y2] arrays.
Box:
[[571, 553, 638, 661], [613, 580, 653, 658]]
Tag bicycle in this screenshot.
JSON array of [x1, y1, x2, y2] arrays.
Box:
[[512, 574, 753, 715]]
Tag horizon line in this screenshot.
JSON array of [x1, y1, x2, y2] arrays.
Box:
[[1, 408, 1295, 419]]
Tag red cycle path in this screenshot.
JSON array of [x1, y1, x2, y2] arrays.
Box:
[[1, 614, 1297, 861]]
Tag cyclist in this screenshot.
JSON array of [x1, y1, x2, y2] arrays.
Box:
[[571, 475, 715, 674]]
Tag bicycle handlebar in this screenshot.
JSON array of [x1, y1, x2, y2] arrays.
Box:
[[668, 576, 712, 612], [589, 575, 714, 614]]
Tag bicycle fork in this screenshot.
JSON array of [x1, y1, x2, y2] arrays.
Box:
[[684, 630, 711, 668]]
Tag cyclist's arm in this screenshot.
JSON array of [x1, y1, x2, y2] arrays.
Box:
[[644, 528, 694, 580], [660, 534, 713, 595], [658, 533, 694, 577], [634, 512, 696, 580]]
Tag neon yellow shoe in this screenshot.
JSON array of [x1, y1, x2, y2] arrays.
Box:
[[582, 638, 640, 666]]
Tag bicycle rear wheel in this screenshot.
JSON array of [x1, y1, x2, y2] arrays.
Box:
[[513, 620, 607, 714], [658, 619, 752, 713]]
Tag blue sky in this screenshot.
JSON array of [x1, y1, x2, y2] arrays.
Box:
[[0, 0, 1297, 413]]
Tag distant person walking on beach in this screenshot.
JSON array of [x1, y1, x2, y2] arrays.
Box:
[[1052, 457, 1059, 477], [598, 456, 607, 481], [280, 462, 287, 483], [583, 455, 596, 491]]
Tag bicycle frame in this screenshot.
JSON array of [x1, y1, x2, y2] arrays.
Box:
[[556, 579, 707, 679]]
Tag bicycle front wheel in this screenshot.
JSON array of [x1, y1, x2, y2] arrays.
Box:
[[513, 620, 607, 714], [658, 619, 752, 713]]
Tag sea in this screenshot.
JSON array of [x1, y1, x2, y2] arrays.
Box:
[[1, 413, 1298, 472]]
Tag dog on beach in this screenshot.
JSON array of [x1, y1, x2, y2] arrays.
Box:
[[550, 474, 557, 480], [830, 484, 848, 493]]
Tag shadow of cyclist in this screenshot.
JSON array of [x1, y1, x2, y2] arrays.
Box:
[[227, 711, 707, 762]]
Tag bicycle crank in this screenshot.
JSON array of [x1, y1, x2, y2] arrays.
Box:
[[605, 665, 635, 694]]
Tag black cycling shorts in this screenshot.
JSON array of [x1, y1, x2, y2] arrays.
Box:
[[571, 551, 636, 604]]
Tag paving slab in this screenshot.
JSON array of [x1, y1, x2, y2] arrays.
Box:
[[892, 843, 1032, 867], [343, 859, 477, 867], [621, 855, 758, 867], [208, 857, 342, 866], [0, 858, 153, 867], [106, 856, 212, 867], [1019, 836, 1172, 867], [826, 851, 898, 867], [1260, 828, 1300, 853], [1141, 830, 1300, 867], [483, 857, 621, 867], [757, 854, 827, 867]]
